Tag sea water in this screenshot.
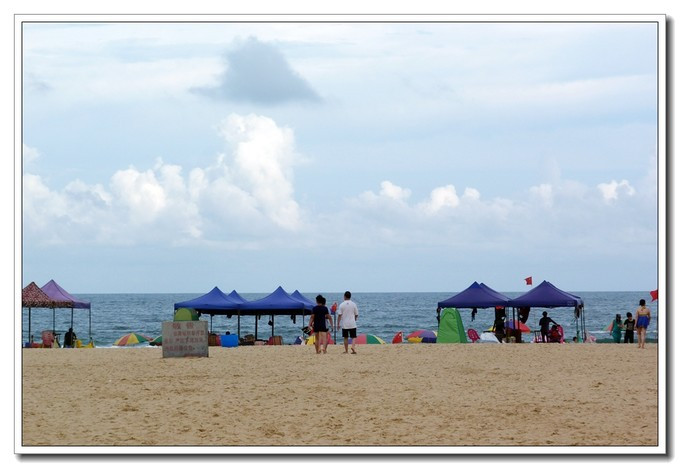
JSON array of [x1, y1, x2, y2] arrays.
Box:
[[20, 291, 658, 347]]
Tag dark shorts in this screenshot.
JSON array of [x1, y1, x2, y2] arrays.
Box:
[[315, 327, 328, 333], [624, 330, 635, 343], [342, 328, 357, 338]]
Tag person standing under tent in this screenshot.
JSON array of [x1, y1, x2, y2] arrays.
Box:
[[635, 299, 652, 349], [64, 328, 77, 348], [538, 311, 558, 343], [492, 315, 505, 343], [338, 291, 359, 354]]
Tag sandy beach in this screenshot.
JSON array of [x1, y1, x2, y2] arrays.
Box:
[[21, 343, 658, 448]]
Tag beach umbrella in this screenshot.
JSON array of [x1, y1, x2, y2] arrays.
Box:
[[505, 320, 531, 333], [392, 331, 404, 344], [114, 332, 153, 346], [305, 335, 335, 346], [149, 335, 162, 346], [406, 329, 437, 343], [351, 334, 386, 345]]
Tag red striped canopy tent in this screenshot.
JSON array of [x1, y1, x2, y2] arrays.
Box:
[[21, 280, 92, 345], [21, 282, 69, 344]]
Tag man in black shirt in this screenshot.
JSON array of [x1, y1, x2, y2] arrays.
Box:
[[539, 312, 558, 343]]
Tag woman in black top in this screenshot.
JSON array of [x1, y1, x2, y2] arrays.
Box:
[[309, 295, 333, 354]]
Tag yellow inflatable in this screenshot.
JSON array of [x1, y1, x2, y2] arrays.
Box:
[[75, 340, 95, 348]]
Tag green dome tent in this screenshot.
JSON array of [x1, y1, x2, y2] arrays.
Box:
[[174, 307, 199, 321], [437, 308, 468, 343]]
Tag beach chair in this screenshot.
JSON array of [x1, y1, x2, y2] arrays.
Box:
[[267, 336, 283, 345], [41, 330, 57, 348], [547, 325, 564, 343], [533, 331, 545, 343], [467, 329, 480, 343], [240, 334, 255, 346]]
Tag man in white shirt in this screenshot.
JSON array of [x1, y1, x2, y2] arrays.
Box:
[[338, 290, 359, 354]]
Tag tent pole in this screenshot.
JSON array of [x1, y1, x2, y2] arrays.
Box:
[[52, 307, 56, 335], [71, 307, 74, 330], [28, 308, 32, 344], [271, 314, 274, 337], [89, 307, 92, 341], [210, 315, 213, 333], [237, 313, 241, 338], [255, 316, 258, 340], [582, 307, 586, 342]]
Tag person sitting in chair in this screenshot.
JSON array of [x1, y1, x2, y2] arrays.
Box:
[[548, 324, 561, 343]]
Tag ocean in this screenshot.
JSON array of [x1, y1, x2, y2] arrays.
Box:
[[20, 291, 658, 347]]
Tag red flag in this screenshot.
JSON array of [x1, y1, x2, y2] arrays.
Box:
[[525, 276, 533, 286], [650, 290, 658, 302]]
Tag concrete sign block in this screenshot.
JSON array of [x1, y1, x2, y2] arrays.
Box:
[[162, 320, 209, 358]]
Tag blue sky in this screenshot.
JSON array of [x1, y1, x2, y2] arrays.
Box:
[[20, 19, 660, 293]]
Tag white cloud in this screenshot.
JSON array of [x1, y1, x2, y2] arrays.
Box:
[[420, 185, 460, 214], [530, 183, 554, 207], [23, 144, 40, 165], [462, 187, 480, 201], [597, 179, 636, 203], [23, 113, 306, 246], [217, 113, 304, 231], [379, 181, 411, 202]]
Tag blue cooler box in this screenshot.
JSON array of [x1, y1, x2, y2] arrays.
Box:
[[221, 334, 238, 347]]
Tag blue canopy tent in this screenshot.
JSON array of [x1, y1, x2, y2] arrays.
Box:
[[239, 286, 314, 340], [226, 289, 247, 304], [173, 286, 243, 333], [437, 282, 510, 308], [507, 280, 586, 342], [291, 290, 316, 308], [437, 281, 511, 342]]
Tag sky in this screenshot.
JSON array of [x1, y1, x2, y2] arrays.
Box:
[[19, 18, 661, 293]]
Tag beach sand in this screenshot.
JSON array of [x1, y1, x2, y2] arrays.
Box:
[[21, 343, 658, 448]]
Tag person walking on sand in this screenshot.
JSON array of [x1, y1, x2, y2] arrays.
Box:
[[635, 299, 652, 349], [338, 291, 359, 354], [309, 295, 333, 354], [623, 312, 636, 344]]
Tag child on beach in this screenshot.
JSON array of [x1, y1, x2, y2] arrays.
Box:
[[635, 299, 652, 349], [309, 295, 333, 354], [610, 314, 623, 343], [623, 312, 636, 344]]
